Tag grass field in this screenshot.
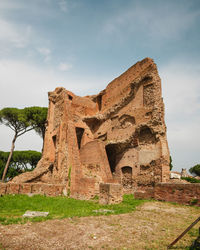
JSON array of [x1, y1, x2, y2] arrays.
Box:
[[0, 195, 199, 249], [0, 194, 145, 225]]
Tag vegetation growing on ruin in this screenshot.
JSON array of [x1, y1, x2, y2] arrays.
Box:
[[181, 176, 200, 183], [170, 156, 173, 170], [67, 165, 72, 197], [0, 194, 145, 225]]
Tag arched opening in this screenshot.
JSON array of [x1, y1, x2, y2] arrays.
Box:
[[119, 114, 135, 128], [121, 166, 132, 189], [106, 143, 127, 175], [138, 126, 156, 144]]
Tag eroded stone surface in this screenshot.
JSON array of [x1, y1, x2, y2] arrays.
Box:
[[23, 211, 49, 218], [11, 58, 170, 200]]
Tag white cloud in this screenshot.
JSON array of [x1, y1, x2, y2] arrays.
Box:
[[0, 19, 32, 48], [160, 61, 200, 118], [0, 60, 59, 108], [58, 62, 72, 71], [0, 59, 108, 152], [58, 0, 68, 12], [37, 47, 51, 62], [102, 2, 200, 41], [0, 125, 43, 153], [0, 1, 24, 10], [37, 47, 51, 56], [0, 59, 107, 109], [160, 60, 200, 171], [0, 59, 63, 152], [0, 9, 52, 57]]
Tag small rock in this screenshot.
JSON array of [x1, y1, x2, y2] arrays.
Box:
[[92, 209, 114, 213], [27, 193, 35, 197], [23, 211, 49, 218]]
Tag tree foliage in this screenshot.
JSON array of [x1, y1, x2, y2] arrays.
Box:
[[24, 107, 48, 140], [189, 164, 200, 177], [0, 108, 31, 135], [0, 150, 41, 180], [0, 107, 47, 181]]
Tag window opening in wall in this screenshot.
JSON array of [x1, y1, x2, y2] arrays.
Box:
[[119, 114, 135, 128], [97, 95, 102, 111], [138, 126, 156, 144], [75, 127, 85, 149], [105, 144, 118, 173], [52, 135, 57, 148], [68, 95, 73, 100], [121, 166, 132, 189]]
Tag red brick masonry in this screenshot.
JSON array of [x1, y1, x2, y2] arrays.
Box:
[[0, 182, 199, 207], [134, 183, 200, 206], [0, 183, 66, 196]]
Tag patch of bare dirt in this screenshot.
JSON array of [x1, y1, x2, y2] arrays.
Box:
[[0, 201, 199, 250]]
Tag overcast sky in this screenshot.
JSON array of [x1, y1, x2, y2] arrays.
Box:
[[0, 0, 199, 172]]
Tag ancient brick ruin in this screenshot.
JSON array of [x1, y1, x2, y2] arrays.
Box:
[[8, 57, 170, 201]]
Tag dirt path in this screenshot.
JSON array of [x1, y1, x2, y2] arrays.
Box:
[[0, 201, 199, 250]]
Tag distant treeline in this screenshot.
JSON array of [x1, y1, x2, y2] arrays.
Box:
[[0, 150, 41, 180]]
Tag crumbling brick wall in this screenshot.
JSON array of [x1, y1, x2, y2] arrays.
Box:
[[0, 183, 66, 196], [154, 183, 200, 206], [10, 58, 170, 199], [135, 183, 200, 206]]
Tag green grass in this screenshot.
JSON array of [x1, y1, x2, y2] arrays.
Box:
[[0, 243, 6, 250], [0, 194, 145, 225]]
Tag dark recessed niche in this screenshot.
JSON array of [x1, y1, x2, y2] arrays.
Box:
[[121, 166, 132, 188], [97, 95, 102, 111], [75, 127, 84, 149], [52, 135, 56, 148], [138, 126, 156, 144], [68, 95, 73, 100], [106, 144, 117, 173]]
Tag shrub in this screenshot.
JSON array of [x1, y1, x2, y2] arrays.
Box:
[[181, 177, 200, 183]]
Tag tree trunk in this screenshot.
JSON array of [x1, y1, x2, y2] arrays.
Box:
[[2, 133, 17, 182], [41, 128, 46, 153]]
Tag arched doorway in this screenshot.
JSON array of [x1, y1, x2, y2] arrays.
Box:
[[121, 166, 132, 189]]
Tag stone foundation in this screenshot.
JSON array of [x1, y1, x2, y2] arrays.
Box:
[[134, 183, 200, 206], [134, 187, 154, 200], [99, 183, 123, 204], [1, 182, 199, 207], [0, 183, 66, 196]]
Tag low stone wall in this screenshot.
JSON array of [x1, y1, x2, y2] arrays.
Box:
[[134, 187, 155, 200], [99, 183, 123, 204], [0, 183, 66, 196], [1, 182, 199, 206], [154, 183, 200, 206], [134, 183, 200, 206]]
